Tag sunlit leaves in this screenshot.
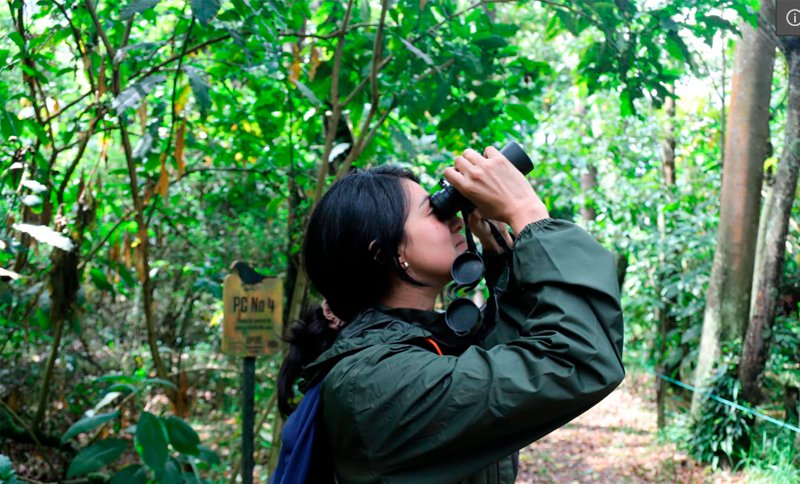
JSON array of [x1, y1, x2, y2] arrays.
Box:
[[112, 76, 167, 113], [191, 0, 221, 27], [291, 78, 322, 107], [12, 224, 73, 251], [121, 0, 164, 21], [185, 67, 211, 117]]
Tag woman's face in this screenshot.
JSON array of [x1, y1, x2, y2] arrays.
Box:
[[400, 179, 467, 288]]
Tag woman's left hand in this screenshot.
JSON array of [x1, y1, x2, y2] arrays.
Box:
[[467, 208, 514, 254]]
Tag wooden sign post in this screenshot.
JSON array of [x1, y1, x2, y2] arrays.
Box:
[[222, 261, 283, 484]]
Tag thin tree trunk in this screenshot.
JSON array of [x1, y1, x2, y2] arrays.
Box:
[[657, 84, 676, 430], [740, 44, 800, 404], [575, 97, 597, 224], [750, 182, 774, 320], [691, 0, 776, 419]]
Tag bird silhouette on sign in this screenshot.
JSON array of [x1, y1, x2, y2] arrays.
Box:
[[230, 261, 268, 285]]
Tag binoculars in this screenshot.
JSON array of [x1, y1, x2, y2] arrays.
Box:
[[430, 142, 534, 340], [429, 142, 534, 221]]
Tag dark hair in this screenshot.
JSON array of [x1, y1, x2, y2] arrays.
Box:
[[277, 165, 426, 416]]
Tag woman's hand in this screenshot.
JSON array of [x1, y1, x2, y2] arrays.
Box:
[[467, 209, 514, 254], [443, 146, 549, 234]]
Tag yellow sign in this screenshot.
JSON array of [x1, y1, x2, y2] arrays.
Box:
[[222, 266, 283, 357]]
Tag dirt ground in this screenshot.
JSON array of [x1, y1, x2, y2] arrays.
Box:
[[516, 372, 750, 484]]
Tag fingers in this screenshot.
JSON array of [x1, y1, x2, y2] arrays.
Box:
[[453, 156, 472, 174], [484, 146, 501, 158], [462, 148, 486, 166], [443, 166, 466, 191]]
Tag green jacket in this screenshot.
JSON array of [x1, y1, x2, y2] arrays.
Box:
[[300, 219, 625, 484]]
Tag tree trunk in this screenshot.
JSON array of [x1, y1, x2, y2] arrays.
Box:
[[691, 0, 776, 419], [740, 44, 800, 404], [576, 98, 597, 224], [750, 182, 774, 320], [657, 84, 676, 430]]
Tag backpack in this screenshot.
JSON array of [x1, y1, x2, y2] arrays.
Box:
[[269, 338, 443, 484]]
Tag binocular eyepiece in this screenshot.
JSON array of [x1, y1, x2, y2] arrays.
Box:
[[430, 142, 534, 221]]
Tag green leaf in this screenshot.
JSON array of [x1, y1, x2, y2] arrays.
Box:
[[143, 378, 178, 390], [135, 412, 169, 475], [159, 456, 181, 484], [114, 42, 165, 65], [291, 78, 321, 107], [8, 32, 25, 51], [66, 439, 127, 478], [266, 196, 285, 220], [1, 109, 23, 140], [112, 75, 167, 113], [430, 76, 451, 115], [398, 38, 434, 66], [474, 35, 508, 50], [110, 464, 149, 484], [164, 416, 200, 455], [506, 103, 535, 124], [665, 35, 683, 61], [191, 0, 221, 27], [0, 454, 16, 483], [90, 268, 115, 293], [24, 118, 49, 144], [132, 133, 154, 160], [61, 411, 121, 444], [12, 223, 74, 251], [121, 0, 163, 20], [620, 89, 632, 116], [185, 67, 212, 116], [197, 445, 219, 465]]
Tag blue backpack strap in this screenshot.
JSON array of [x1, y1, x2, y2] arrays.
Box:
[[269, 381, 330, 484]]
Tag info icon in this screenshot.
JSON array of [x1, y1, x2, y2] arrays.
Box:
[[777, 0, 800, 36]]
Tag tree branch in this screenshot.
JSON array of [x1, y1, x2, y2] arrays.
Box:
[[78, 208, 134, 269], [43, 91, 92, 124], [57, 112, 103, 204], [130, 35, 231, 82], [83, 0, 115, 59], [310, 0, 355, 209]]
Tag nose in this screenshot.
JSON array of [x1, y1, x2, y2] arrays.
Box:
[[448, 215, 464, 233]]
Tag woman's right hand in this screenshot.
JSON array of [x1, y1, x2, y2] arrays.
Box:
[[443, 146, 549, 234]]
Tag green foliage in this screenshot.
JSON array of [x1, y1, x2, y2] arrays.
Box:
[[164, 416, 201, 456], [61, 410, 121, 444], [110, 464, 149, 484], [136, 412, 170, 476], [688, 358, 754, 469], [0, 455, 17, 484], [66, 438, 128, 478]]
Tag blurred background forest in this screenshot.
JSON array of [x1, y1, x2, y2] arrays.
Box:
[[1, 0, 799, 483]]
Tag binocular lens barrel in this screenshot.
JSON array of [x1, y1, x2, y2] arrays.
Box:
[[430, 141, 533, 220]]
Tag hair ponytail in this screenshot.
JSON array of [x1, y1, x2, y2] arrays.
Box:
[[277, 165, 422, 416], [277, 304, 339, 417]]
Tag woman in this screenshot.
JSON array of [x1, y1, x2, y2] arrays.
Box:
[[277, 147, 625, 484]]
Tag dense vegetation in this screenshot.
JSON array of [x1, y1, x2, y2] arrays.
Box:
[[1, 0, 799, 482]]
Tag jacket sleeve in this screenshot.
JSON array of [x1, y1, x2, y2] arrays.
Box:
[[326, 219, 625, 483]]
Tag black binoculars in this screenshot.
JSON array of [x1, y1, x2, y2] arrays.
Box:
[[429, 142, 534, 221], [430, 142, 534, 341]]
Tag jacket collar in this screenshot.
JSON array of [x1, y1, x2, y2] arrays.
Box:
[[299, 305, 439, 388]]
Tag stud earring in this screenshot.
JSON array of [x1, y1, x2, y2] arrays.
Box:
[[403, 261, 409, 270]]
